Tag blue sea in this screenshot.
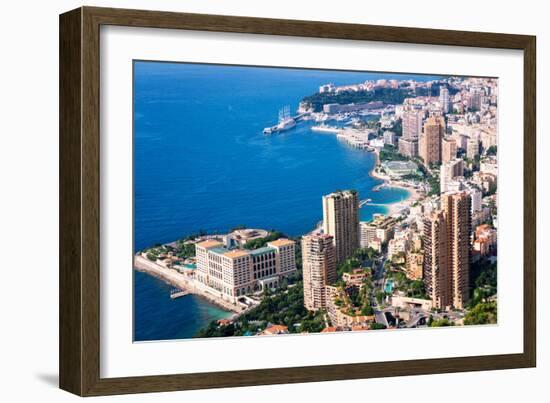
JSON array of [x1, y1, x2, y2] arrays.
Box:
[[133, 62, 437, 341]]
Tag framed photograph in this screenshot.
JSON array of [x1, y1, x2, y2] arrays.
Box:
[[59, 6, 536, 396]]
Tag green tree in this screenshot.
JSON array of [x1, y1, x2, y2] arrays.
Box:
[[243, 231, 286, 250], [430, 318, 454, 327], [464, 301, 497, 325], [370, 323, 387, 330], [361, 305, 374, 316]]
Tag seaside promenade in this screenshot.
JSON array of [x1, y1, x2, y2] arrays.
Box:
[[134, 255, 247, 314]]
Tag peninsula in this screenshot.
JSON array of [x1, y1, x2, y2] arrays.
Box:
[[135, 74, 498, 339]]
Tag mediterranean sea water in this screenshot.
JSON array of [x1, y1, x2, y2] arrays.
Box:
[[133, 62, 437, 341]]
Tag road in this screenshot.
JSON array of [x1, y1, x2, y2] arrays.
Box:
[[367, 249, 467, 329], [372, 254, 390, 327]]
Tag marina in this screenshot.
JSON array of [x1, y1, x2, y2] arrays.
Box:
[[263, 106, 309, 135], [134, 63, 418, 340]]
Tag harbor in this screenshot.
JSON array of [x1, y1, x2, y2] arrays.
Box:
[[263, 106, 309, 135], [134, 64, 420, 341]]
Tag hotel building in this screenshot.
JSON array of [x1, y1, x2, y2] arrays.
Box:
[[195, 238, 296, 303], [322, 190, 359, 263], [302, 234, 336, 311]]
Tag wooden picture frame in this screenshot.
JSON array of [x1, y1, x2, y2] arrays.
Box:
[[59, 6, 536, 396]]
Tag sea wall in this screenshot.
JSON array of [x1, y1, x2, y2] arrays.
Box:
[[134, 255, 247, 314]]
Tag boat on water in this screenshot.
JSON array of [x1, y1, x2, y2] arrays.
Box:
[[263, 106, 296, 135], [313, 113, 329, 122]]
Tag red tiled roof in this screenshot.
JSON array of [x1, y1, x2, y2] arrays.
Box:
[[263, 324, 289, 334]]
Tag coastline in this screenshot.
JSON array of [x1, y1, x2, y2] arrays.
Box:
[[134, 255, 245, 315], [368, 153, 423, 216]]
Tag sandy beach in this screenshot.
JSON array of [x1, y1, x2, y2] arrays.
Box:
[[369, 161, 425, 216]]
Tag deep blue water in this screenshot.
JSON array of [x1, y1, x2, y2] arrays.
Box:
[[134, 270, 230, 341], [133, 62, 437, 341]]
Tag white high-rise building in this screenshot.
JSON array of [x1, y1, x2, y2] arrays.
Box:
[[439, 86, 450, 113]]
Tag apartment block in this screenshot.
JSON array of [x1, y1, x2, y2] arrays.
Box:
[[323, 190, 359, 263], [302, 234, 336, 311]]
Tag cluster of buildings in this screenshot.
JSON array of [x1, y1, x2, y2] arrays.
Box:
[[396, 79, 497, 169], [387, 78, 498, 312], [318, 79, 401, 95], [301, 76, 498, 326], [302, 190, 360, 311], [359, 214, 397, 252], [323, 101, 384, 114], [388, 227, 422, 259]]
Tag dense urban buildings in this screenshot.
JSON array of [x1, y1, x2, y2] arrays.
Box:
[[360, 214, 396, 249], [135, 72, 498, 340], [322, 190, 360, 263], [302, 234, 336, 311]]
